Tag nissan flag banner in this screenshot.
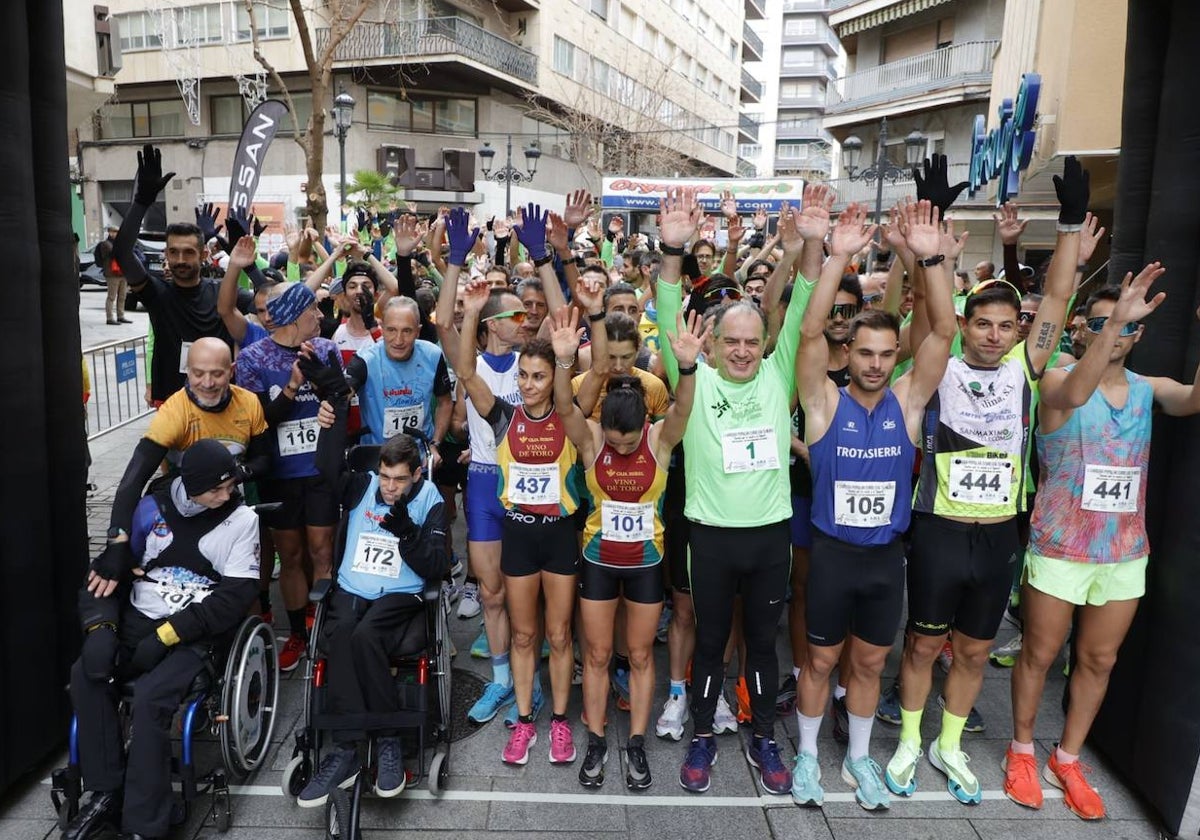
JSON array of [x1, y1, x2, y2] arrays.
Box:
[[228, 99, 289, 215], [601, 176, 806, 214]]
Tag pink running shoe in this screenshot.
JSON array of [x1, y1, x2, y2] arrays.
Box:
[[549, 718, 577, 764], [502, 721, 537, 765]]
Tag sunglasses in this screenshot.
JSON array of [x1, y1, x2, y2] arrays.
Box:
[[863, 293, 884, 305], [829, 303, 861, 320], [703, 286, 743, 304], [1017, 311, 1036, 324], [482, 308, 527, 324], [1086, 316, 1139, 337]]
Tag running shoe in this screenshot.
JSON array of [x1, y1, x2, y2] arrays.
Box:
[[775, 674, 797, 715], [842, 754, 891, 810], [502, 721, 537, 765], [831, 695, 849, 745], [1002, 747, 1043, 809], [374, 736, 405, 798], [611, 667, 631, 709], [549, 718, 577, 764], [937, 694, 986, 733], [790, 751, 824, 807], [297, 747, 358, 808], [656, 605, 672, 643], [679, 737, 718, 793], [271, 553, 281, 580], [1044, 751, 1105, 820], [468, 681, 515, 724], [713, 692, 739, 735], [876, 681, 901, 726], [449, 555, 464, 578], [625, 736, 652, 790], [457, 581, 481, 619], [504, 681, 544, 729], [746, 735, 791, 795], [278, 633, 306, 673], [990, 632, 1023, 668], [884, 739, 921, 796], [655, 692, 689, 741], [937, 640, 954, 673], [578, 733, 607, 787], [928, 739, 982, 805], [440, 581, 460, 613], [735, 676, 752, 724], [469, 627, 489, 658]]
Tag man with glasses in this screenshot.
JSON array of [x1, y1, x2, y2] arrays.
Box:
[[884, 157, 1091, 805], [1016, 293, 1042, 342], [743, 260, 774, 305]]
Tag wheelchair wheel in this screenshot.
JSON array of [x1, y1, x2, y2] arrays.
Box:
[[219, 617, 280, 779], [325, 797, 340, 840], [281, 754, 312, 798], [433, 591, 452, 739], [426, 748, 449, 795]]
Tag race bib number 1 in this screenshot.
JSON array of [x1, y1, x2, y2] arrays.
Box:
[[384, 404, 425, 438], [1081, 465, 1139, 513], [948, 457, 1012, 506], [508, 462, 560, 506], [834, 480, 895, 528], [351, 531, 402, 578], [600, 500, 655, 543], [277, 417, 319, 457], [721, 427, 780, 474]]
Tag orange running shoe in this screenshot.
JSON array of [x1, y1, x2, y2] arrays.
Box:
[[1002, 747, 1043, 809], [1044, 751, 1105, 820]]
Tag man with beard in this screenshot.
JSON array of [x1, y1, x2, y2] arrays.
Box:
[[113, 145, 254, 404]]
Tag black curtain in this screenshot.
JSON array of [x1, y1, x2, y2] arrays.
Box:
[[1092, 0, 1200, 834], [0, 1, 89, 792]]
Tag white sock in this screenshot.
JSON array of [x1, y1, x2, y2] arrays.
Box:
[[847, 712, 874, 761], [798, 712, 822, 757], [792, 666, 801, 680], [833, 683, 847, 701]]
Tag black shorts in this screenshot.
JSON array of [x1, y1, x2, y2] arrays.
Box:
[[579, 561, 664, 605], [906, 513, 1020, 641], [257, 474, 339, 530], [433, 440, 469, 490], [663, 451, 690, 593], [805, 531, 905, 648], [500, 511, 580, 577]]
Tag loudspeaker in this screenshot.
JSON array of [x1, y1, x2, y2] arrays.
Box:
[[414, 169, 444, 189], [376, 146, 415, 188], [443, 148, 475, 192]]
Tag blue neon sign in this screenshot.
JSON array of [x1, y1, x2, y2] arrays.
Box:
[[969, 72, 1041, 206]]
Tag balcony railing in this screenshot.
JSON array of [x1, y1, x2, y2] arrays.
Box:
[[828, 162, 971, 210], [826, 40, 997, 113], [783, 0, 830, 10], [316, 18, 538, 85], [740, 69, 764, 100], [778, 89, 827, 108], [776, 118, 832, 141], [742, 23, 764, 58], [745, 0, 767, 20], [781, 58, 838, 80], [739, 113, 760, 142], [782, 26, 841, 54]]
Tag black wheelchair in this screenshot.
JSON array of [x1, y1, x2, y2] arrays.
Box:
[[50, 614, 281, 835], [280, 439, 453, 839]]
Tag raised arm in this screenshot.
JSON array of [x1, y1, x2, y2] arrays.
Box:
[[550, 306, 596, 463], [455, 278, 496, 418], [994, 201, 1027, 290], [718, 191, 743, 278], [655, 187, 704, 391], [514, 203, 568, 314], [218, 236, 257, 343], [1148, 306, 1200, 416], [898, 201, 956, 421], [435, 208, 480, 369], [657, 311, 710, 454], [569, 276, 609, 418], [114, 144, 176, 289]]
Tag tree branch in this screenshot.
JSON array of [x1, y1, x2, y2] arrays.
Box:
[[244, 0, 304, 142]]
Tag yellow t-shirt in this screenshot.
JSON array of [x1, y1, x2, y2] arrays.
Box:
[[145, 384, 267, 458], [572, 367, 670, 423]]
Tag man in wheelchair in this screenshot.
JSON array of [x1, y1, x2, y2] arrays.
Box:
[[298, 390, 449, 806], [69, 439, 261, 840]]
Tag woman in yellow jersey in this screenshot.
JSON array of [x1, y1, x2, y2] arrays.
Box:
[[456, 277, 581, 767], [549, 292, 709, 791]]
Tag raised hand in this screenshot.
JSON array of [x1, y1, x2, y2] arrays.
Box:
[[549, 305, 584, 360], [752, 207, 769, 231], [461, 277, 491, 314], [134, 144, 175, 205], [225, 208, 256, 245], [939, 218, 969, 262], [829, 203, 877, 258], [1111, 262, 1167, 325], [493, 216, 511, 239], [1078, 212, 1106, 264], [195, 202, 221, 243], [993, 201, 1028, 246], [249, 209, 268, 237], [445, 207, 481, 265], [913, 154, 968, 216], [563, 189, 593, 228], [720, 190, 738, 220], [726, 212, 745, 249], [284, 223, 301, 253], [657, 187, 703, 248], [229, 235, 258, 268], [296, 349, 350, 402], [666, 310, 711, 369], [1053, 155, 1090, 225], [547, 211, 570, 254], [881, 201, 911, 256], [797, 185, 834, 242], [778, 202, 803, 255], [573, 274, 605, 313], [392, 213, 419, 256], [899, 199, 941, 260], [514, 203, 550, 261]]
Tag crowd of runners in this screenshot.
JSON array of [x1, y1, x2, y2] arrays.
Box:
[[68, 142, 1192, 839]]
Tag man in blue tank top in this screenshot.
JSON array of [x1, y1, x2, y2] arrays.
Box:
[[790, 200, 956, 810]]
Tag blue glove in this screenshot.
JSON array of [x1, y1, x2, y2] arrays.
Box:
[[225, 207, 255, 245], [195, 202, 222, 243], [445, 207, 480, 266], [514, 203, 549, 261]]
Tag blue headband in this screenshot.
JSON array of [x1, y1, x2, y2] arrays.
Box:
[[266, 283, 316, 326]]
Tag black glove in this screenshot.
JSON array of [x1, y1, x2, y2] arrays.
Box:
[[297, 349, 351, 402], [133, 144, 175, 206], [358, 291, 377, 330], [1052, 155, 1090, 225], [912, 154, 968, 218], [129, 631, 169, 674], [195, 202, 221, 243], [380, 496, 415, 540], [80, 626, 119, 681], [250, 209, 268, 238], [356, 208, 369, 232], [91, 540, 135, 582], [225, 209, 253, 245]]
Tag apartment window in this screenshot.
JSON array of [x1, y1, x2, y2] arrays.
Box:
[[180, 4, 224, 44], [618, 6, 636, 38], [882, 18, 955, 62], [212, 95, 246, 134], [783, 47, 818, 67], [553, 36, 576, 76], [435, 98, 477, 135], [780, 80, 817, 99], [366, 90, 476, 136], [698, 11, 709, 34], [368, 90, 411, 131], [591, 58, 611, 94], [100, 100, 186, 139], [116, 12, 162, 52], [640, 24, 657, 52], [784, 17, 818, 36], [590, 0, 608, 20], [728, 37, 737, 60], [234, 1, 290, 41]]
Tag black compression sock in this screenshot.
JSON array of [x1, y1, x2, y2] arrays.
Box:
[[287, 608, 307, 637]]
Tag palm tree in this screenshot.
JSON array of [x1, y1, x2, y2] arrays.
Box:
[[347, 169, 399, 211]]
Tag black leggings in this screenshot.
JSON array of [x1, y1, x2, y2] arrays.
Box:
[[687, 519, 791, 738]]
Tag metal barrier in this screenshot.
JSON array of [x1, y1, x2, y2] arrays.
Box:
[[84, 333, 153, 441]]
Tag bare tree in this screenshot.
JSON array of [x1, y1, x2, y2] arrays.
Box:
[[245, 0, 372, 231]]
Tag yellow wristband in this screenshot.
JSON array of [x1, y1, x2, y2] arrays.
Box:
[[157, 622, 180, 647]]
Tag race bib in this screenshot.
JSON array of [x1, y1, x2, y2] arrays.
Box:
[[277, 417, 319, 457], [600, 500, 655, 543], [384, 404, 425, 439], [508, 462, 560, 506], [721, 427, 780, 474], [178, 341, 193, 374], [834, 480, 895, 528], [153, 580, 211, 613], [948, 457, 1012, 506], [1081, 465, 1140, 513], [350, 531, 403, 578]]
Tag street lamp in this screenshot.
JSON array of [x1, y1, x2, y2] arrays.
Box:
[[331, 84, 355, 229], [841, 116, 925, 266], [478, 135, 541, 217]]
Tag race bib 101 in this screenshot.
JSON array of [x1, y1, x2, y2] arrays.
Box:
[[600, 500, 655, 543]]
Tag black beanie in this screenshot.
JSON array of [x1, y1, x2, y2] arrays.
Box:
[[179, 439, 237, 497]]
